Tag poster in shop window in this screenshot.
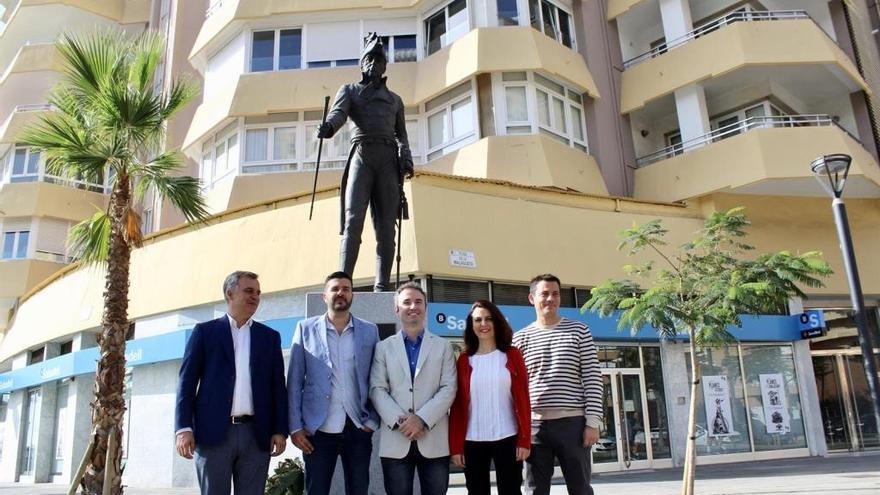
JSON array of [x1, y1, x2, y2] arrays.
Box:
[[702, 375, 735, 437], [759, 373, 791, 434]]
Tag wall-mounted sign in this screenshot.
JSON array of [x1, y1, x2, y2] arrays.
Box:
[[798, 310, 826, 339], [448, 249, 476, 268], [702, 375, 736, 437]]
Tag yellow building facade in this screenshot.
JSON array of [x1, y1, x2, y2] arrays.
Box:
[[0, 0, 879, 488]]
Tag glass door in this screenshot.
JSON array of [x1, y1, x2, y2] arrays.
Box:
[[594, 370, 652, 470], [813, 352, 880, 450], [19, 388, 40, 477]]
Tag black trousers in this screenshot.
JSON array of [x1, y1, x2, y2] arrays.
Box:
[[463, 434, 522, 495], [525, 416, 593, 495]]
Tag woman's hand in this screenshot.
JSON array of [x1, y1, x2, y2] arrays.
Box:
[[451, 454, 465, 468], [516, 447, 530, 462]]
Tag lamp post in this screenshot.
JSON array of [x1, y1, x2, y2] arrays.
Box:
[[811, 153, 880, 444]]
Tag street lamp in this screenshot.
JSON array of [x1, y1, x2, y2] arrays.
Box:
[[811, 153, 880, 445]]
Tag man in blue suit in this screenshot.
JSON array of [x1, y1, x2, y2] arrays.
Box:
[[175, 271, 288, 495], [288, 271, 380, 495]]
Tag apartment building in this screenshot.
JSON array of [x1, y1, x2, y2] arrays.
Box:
[[0, 0, 877, 488]]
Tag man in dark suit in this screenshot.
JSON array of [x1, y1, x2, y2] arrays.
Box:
[[175, 271, 288, 495]]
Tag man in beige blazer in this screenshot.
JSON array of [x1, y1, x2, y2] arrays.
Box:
[[369, 282, 457, 495]]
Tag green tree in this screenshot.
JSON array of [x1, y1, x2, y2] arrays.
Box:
[[583, 208, 831, 495], [21, 30, 207, 494]]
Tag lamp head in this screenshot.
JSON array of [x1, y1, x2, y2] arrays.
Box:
[[810, 153, 852, 198]]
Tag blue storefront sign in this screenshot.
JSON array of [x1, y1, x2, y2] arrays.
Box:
[[798, 309, 826, 339]]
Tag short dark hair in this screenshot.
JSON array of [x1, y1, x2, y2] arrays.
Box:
[[325, 271, 352, 285], [530, 273, 561, 293], [396, 281, 426, 299], [463, 300, 513, 356], [223, 271, 258, 300]]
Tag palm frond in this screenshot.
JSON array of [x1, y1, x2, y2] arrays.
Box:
[[136, 152, 209, 223], [68, 209, 111, 264]]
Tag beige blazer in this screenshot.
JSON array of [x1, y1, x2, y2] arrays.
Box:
[[369, 329, 457, 459]]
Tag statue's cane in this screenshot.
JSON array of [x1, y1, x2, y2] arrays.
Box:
[[308, 95, 331, 221], [395, 162, 409, 289]]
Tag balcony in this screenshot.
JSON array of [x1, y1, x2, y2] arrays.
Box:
[[0, 181, 108, 220], [0, 257, 65, 299], [632, 115, 880, 202], [0, 103, 51, 143], [183, 27, 598, 152], [619, 14, 866, 114]]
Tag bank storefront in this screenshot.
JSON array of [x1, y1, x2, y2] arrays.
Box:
[[0, 299, 829, 486]]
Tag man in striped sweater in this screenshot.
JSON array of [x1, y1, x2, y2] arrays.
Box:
[[512, 274, 603, 495]]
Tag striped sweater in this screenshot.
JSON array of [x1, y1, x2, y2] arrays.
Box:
[[512, 317, 603, 427]]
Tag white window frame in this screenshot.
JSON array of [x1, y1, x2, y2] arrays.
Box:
[[494, 71, 588, 152], [424, 79, 480, 160], [378, 34, 418, 63], [242, 121, 304, 174], [2, 230, 30, 260], [424, 0, 471, 57], [9, 145, 41, 183], [248, 27, 304, 73], [200, 123, 240, 188], [529, 0, 576, 50]]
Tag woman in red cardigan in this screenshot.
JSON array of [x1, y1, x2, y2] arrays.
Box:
[[450, 299, 531, 495]]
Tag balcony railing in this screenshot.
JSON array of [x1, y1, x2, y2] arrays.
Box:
[[1, 171, 109, 193], [623, 10, 809, 69], [635, 114, 853, 167], [14, 103, 52, 113]]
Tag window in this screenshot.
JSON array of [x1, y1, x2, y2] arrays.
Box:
[[2, 230, 29, 259], [307, 59, 358, 68], [0, 393, 8, 461], [200, 122, 239, 187], [497, 0, 520, 26], [250, 29, 302, 72], [10, 146, 40, 182], [529, 0, 574, 49], [141, 208, 153, 235], [499, 72, 588, 152], [742, 345, 807, 451], [51, 382, 69, 475], [29, 347, 44, 364], [425, 0, 469, 56], [59, 340, 73, 356], [304, 111, 351, 171], [425, 81, 478, 160], [380, 34, 417, 63]]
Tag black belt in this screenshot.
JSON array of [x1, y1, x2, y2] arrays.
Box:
[[352, 136, 397, 147], [231, 415, 254, 424]]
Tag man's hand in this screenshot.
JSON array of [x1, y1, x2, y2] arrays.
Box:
[[451, 454, 465, 468], [398, 414, 426, 440], [316, 122, 334, 139], [270, 434, 286, 457], [516, 447, 530, 461], [362, 425, 374, 433], [176, 431, 195, 459], [583, 426, 599, 448], [290, 430, 314, 454]]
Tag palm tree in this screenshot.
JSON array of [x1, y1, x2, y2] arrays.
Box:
[[21, 30, 207, 494]]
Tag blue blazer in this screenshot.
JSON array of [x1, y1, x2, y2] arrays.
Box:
[[175, 316, 288, 451], [287, 314, 380, 434]]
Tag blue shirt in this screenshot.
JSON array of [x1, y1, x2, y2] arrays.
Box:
[[402, 330, 424, 380]]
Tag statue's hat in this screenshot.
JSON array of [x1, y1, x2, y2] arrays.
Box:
[[361, 32, 387, 63]]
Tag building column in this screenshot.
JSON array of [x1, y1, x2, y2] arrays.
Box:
[[660, 339, 689, 467], [57, 372, 96, 486], [660, 0, 711, 147], [792, 340, 828, 456]]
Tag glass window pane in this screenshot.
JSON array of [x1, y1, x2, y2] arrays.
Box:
[[506, 125, 532, 134], [12, 149, 26, 175], [336, 59, 359, 67], [502, 71, 527, 82], [16, 231, 29, 258], [529, 0, 541, 30], [450, 98, 474, 138], [426, 10, 446, 55], [447, 0, 470, 45], [497, 0, 519, 25], [559, 9, 572, 47], [279, 29, 302, 70], [226, 134, 239, 170], [552, 96, 566, 133], [2, 232, 14, 259], [26, 151, 40, 174], [405, 119, 420, 159], [505, 86, 528, 122], [214, 142, 226, 172], [394, 35, 417, 62], [571, 105, 584, 140], [535, 73, 565, 95], [245, 129, 268, 162], [742, 345, 807, 451], [541, 1, 557, 40], [305, 124, 319, 160], [308, 61, 331, 69], [201, 154, 212, 182], [643, 347, 672, 459], [428, 110, 448, 148], [686, 346, 752, 456], [536, 90, 550, 127], [251, 31, 275, 72], [598, 345, 640, 368], [273, 127, 296, 160]]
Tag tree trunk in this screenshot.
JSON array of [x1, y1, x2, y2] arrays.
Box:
[[681, 328, 700, 495], [81, 175, 131, 495]]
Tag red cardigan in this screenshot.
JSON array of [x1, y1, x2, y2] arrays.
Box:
[[448, 347, 531, 455]]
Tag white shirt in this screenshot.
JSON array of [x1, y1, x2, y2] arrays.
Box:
[[319, 316, 362, 433], [466, 350, 518, 442], [228, 314, 254, 416]]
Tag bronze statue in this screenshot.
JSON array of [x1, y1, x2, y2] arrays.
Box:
[[317, 33, 413, 291]]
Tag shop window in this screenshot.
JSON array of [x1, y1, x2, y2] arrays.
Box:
[[425, 0, 469, 56], [742, 345, 807, 451], [528, 0, 574, 49], [598, 345, 641, 368], [425, 81, 477, 160], [0, 393, 8, 461], [380, 34, 418, 62], [642, 346, 672, 458], [686, 346, 752, 456], [51, 381, 70, 475], [20, 388, 40, 476], [251, 28, 302, 72]]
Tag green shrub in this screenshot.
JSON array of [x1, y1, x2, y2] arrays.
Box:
[[265, 458, 304, 495]]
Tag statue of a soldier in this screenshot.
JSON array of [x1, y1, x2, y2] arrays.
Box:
[[317, 33, 413, 292]]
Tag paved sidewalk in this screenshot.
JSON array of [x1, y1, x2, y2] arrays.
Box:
[[1, 451, 877, 494]]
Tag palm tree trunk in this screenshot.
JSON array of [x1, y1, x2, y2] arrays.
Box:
[[82, 175, 131, 495], [681, 328, 700, 495]]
